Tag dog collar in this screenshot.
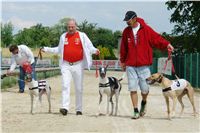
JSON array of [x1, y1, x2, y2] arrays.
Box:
[[29, 87, 38, 90], [162, 87, 172, 92]]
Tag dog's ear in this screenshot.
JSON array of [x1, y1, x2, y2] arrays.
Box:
[[159, 73, 163, 77], [105, 64, 109, 69]]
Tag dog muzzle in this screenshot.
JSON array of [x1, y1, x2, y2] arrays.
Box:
[[100, 73, 106, 78], [146, 79, 156, 85]]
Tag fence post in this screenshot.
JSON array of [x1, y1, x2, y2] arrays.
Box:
[[197, 53, 199, 88], [190, 54, 193, 84], [184, 54, 187, 79]]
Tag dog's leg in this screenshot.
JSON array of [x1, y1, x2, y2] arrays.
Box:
[[177, 93, 185, 117], [98, 92, 103, 115], [39, 92, 43, 111], [186, 88, 196, 116], [171, 95, 177, 118], [114, 93, 119, 116], [164, 96, 171, 120], [48, 91, 51, 113], [30, 94, 34, 114], [47, 87, 51, 113], [32, 95, 40, 114], [106, 96, 110, 116], [110, 96, 114, 116]]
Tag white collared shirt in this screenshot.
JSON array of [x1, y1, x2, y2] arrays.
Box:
[[10, 45, 34, 72]]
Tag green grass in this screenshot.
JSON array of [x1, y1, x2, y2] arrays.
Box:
[[1, 70, 61, 90], [1, 77, 18, 89]]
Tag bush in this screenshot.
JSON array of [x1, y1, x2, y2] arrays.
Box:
[[93, 45, 117, 60], [1, 70, 61, 90]]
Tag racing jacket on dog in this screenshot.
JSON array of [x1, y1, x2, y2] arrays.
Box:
[[163, 79, 187, 92], [170, 79, 187, 91]]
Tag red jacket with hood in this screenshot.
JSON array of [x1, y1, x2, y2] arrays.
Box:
[[120, 17, 170, 67]]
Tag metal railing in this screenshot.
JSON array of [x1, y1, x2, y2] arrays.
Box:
[[150, 53, 200, 88]]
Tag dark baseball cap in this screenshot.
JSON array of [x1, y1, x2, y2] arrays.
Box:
[[123, 11, 137, 21]]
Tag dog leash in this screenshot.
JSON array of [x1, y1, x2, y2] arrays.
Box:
[[95, 55, 103, 78], [35, 48, 43, 65], [164, 50, 175, 73], [164, 49, 178, 78]]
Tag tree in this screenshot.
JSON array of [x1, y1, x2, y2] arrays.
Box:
[[1, 22, 14, 47], [78, 20, 120, 49], [113, 30, 122, 49], [78, 19, 97, 41], [165, 1, 200, 53], [50, 18, 71, 46], [93, 28, 114, 48], [14, 24, 54, 48]]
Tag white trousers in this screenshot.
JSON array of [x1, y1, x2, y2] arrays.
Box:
[[60, 60, 84, 111]]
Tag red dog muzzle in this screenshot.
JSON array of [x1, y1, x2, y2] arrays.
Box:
[[22, 62, 32, 74]]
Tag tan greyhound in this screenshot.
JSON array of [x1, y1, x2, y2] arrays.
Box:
[[146, 73, 196, 120]]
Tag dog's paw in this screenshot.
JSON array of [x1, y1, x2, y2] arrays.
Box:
[[96, 113, 105, 116], [30, 112, 35, 115], [178, 112, 183, 118], [167, 115, 171, 120], [106, 114, 110, 117], [109, 113, 114, 116], [171, 112, 175, 118]]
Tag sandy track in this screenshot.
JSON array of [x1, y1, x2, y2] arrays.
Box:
[[1, 70, 200, 133]]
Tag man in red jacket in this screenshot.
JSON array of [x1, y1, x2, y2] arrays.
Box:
[[120, 11, 174, 119]]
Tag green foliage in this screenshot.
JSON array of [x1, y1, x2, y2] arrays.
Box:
[[50, 17, 70, 46], [165, 1, 200, 53], [36, 70, 60, 80], [106, 46, 117, 60], [4, 18, 122, 57], [78, 19, 97, 43], [113, 30, 122, 48], [1, 77, 17, 90], [93, 45, 116, 60], [78, 20, 121, 49], [94, 28, 114, 48], [51, 54, 59, 65], [96, 45, 110, 60], [14, 24, 55, 48], [1, 22, 14, 47]]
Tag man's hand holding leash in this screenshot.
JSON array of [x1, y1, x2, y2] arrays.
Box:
[[95, 49, 100, 55], [167, 43, 174, 52], [120, 62, 126, 71]]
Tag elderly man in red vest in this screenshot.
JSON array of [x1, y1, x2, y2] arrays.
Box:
[[42, 18, 100, 116]]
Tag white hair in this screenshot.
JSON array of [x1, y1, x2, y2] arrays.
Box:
[[67, 18, 78, 26]]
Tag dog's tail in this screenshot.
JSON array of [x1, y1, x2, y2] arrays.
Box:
[[118, 72, 126, 82], [174, 74, 179, 79]]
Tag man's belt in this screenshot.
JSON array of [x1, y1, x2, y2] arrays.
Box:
[[67, 60, 82, 66]]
